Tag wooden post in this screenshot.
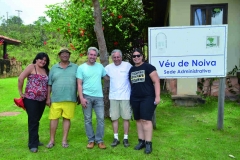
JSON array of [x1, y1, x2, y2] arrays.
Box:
[[217, 77, 225, 130], [3, 43, 7, 59]]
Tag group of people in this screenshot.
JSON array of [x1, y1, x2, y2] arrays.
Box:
[[18, 47, 160, 154]]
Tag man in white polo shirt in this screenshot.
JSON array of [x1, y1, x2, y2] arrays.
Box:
[[105, 49, 132, 147]]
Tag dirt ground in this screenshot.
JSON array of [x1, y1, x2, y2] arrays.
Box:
[[0, 112, 21, 116]]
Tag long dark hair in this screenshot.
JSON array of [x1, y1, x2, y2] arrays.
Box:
[[32, 52, 50, 75]]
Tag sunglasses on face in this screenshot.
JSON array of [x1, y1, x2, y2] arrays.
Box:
[[132, 54, 141, 58]]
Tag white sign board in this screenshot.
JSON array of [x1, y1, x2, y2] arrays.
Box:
[[148, 25, 228, 78]]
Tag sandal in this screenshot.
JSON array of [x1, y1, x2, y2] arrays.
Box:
[[62, 143, 69, 148], [46, 143, 55, 149]]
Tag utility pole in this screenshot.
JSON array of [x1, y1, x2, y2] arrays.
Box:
[[15, 10, 22, 17], [6, 12, 8, 27], [15, 10, 22, 25]]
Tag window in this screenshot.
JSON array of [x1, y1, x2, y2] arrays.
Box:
[[191, 4, 228, 25]]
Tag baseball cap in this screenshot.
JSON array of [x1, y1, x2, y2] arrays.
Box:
[[58, 48, 71, 55]]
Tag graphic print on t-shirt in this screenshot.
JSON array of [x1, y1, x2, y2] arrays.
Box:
[[131, 70, 145, 83]]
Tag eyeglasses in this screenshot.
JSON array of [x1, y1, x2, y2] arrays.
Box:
[[132, 54, 141, 58]]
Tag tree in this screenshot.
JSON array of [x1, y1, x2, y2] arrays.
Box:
[[45, 0, 150, 61], [6, 16, 23, 25], [92, 0, 109, 117], [45, 0, 151, 117], [33, 16, 49, 26]]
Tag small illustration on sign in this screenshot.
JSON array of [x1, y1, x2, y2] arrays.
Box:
[[206, 36, 219, 48], [156, 32, 167, 53]]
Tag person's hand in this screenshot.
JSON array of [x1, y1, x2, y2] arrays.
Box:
[[20, 93, 25, 99], [80, 97, 88, 109], [154, 97, 160, 105], [46, 98, 51, 107], [77, 96, 81, 105]]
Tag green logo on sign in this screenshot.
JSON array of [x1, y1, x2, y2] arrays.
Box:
[[206, 36, 219, 48]]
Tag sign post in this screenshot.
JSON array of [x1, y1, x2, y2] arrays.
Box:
[[148, 25, 228, 130], [217, 77, 225, 129]]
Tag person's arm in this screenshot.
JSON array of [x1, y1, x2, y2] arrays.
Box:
[[18, 64, 33, 98], [46, 67, 53, 107], [77, 78, 88, 108], [103, 75, 110, 81], [46, 85, 52, 107], [104, 66, 110, 81], [149, 71, 161, 105]]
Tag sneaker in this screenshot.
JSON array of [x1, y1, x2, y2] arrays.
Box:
[[111, 138, 120, 147], [98, 142, 107, 149], [87, 142, 95, 149], [123, 139, 130, 147], [134, 139, 145, 150], [144, 141, 152, 154]]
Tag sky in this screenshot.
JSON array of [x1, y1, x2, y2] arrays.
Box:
[[0, 0, 65, 25]]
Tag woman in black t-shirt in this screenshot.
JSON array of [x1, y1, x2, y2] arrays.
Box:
[[129, 48, 160, 154]]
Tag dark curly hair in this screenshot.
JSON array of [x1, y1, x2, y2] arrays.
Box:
[[32, 52, 50, 75]]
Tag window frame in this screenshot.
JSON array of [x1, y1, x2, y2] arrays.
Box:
[[190, 3, 228, 25]]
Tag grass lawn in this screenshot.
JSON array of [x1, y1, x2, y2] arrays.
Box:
[[0, 77, 240, 160]]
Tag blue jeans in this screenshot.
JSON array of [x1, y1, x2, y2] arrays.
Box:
[[82, 94, 104, 143]]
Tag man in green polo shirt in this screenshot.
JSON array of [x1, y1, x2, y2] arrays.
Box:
[[46, 48, 78, 149]]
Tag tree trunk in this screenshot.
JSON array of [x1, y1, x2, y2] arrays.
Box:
[[92, 0, 110, 118]]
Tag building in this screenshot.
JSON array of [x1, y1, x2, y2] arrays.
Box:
[[144, 0, 240, 98]]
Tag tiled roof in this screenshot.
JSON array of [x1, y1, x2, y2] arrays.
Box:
[[0, 35, 21, 45]]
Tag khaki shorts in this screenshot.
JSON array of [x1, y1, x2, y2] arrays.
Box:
[[109, 100, 131, 121], [49, 102, 76, 119]]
